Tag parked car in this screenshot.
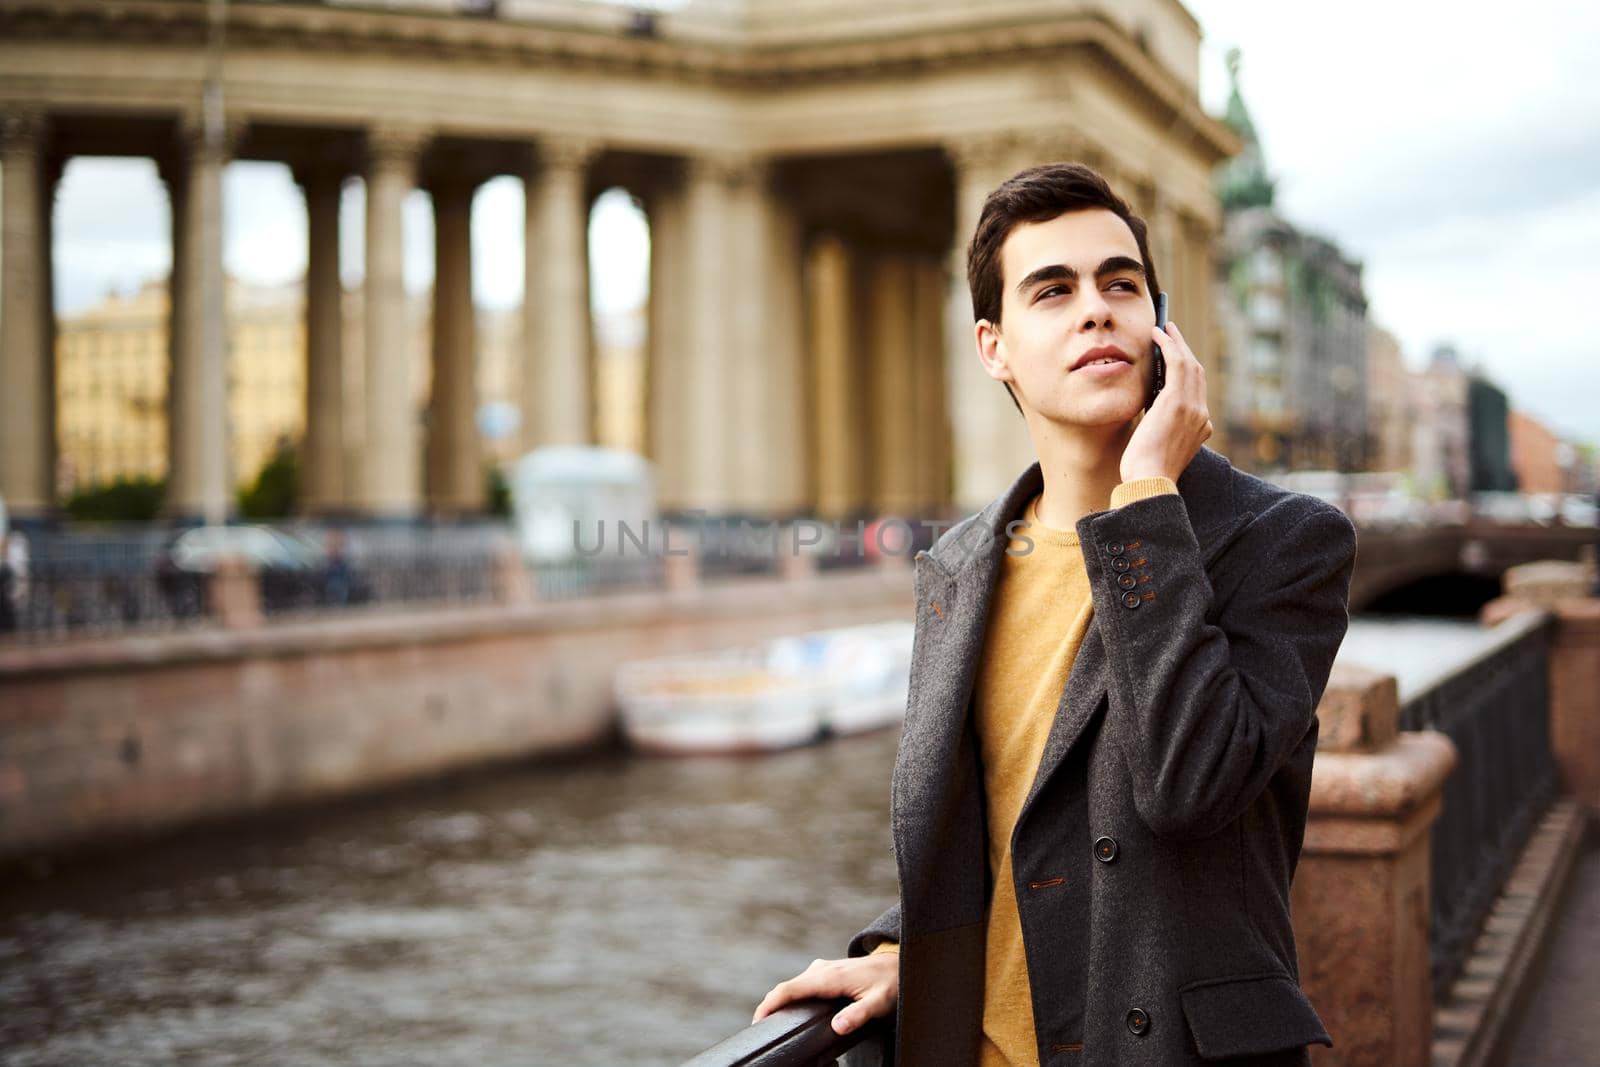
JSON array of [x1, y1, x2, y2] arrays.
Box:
[[157, 525, 337, 613]]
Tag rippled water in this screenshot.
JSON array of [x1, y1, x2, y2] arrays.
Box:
[[1337, 614, 1508, 700], [0, 615, 1498, 1066], [0, 734, 901, 1067]]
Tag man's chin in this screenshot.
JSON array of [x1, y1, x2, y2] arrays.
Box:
[[1037, 399, 1143, 429]]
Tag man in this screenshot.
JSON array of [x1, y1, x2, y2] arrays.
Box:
[[753, 163, 1357, 1066]]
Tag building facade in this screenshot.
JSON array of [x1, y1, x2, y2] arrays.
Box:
[[1365, 324, 1412, 474], [2, 0, 1238, 521], [1509, 410, 1565, 496], [1467, 375, 1516, 493], [1214, 51, 1368, 474], [56, 279, 308, 497], [1410, 345, 1471, 500]]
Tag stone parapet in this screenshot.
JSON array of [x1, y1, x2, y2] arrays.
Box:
[[0, 567, 913, 861], [1481, 562, 1600, 816], [1294, 665, 1458, 1067]]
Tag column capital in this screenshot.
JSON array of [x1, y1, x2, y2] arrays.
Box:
[[684, 150, 770, 189], [535, 134, 598, 174], [420, 169, 487, 198], [290, 158, 350, 191], [176, 110, 246, 163], [0, 109, 48, 157], [366, 124, 430, 171]]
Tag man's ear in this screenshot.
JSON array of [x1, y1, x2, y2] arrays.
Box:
[[974, 319, 1013, 384]]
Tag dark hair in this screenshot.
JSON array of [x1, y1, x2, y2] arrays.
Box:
[[966, 162, 1160, 413]]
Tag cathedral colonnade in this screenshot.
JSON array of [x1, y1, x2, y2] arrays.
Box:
[[0, 0, 1236, 524]]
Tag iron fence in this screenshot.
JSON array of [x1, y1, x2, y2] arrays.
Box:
[[1399, 608, 1557, 998]]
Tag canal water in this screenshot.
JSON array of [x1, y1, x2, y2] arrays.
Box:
[[0, 616, 1492, 1066]]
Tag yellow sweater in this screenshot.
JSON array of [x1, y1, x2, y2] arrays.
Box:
[[875, 477, 1178, 1066]]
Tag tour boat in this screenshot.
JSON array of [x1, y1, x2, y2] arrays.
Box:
[[613, 621, 914, 755]]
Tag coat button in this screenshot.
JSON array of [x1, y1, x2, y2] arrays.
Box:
[[1126, 1007, 1150, 1035], [1110, 556, 1131, 573], [1117, 573, 1137, 590], [1094, 836, 1119, 863], [1120, 591, 1141, 610], [1106, 541, 1125, 556]]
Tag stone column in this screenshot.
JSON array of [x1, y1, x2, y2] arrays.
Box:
[[361, 125, 426, 517], [522, 136, 594, 451], [867, 253, 918, 515], [806, 234, 863, 519], [294, 163, 346, 514], [425, 175, 483, 514], [165, 115, 235, 524], [1146, 188, 1178, 302], [681, 153, 737, 513], [760, 188, 808, 517], [1182, 214, 1227, 437], [911, 253, 952, 514], [0, 111, 53, 518], [725, 158, 807, 517], [945, 137, 1035, 512], [1292, 664, 1458, 1067], [1482, 561, 1600, 815], [647, 178, 693, 511], [40, 152, 61, 504]]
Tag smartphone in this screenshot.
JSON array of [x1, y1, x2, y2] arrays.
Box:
[[1146, 291, 1168, 411]]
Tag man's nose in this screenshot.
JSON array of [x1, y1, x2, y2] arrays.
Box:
[[1078, 289, 1113, 330]]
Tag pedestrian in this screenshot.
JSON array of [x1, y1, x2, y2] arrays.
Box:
[[0, 532, 19, 634], [753, 163, 1356, 1066]]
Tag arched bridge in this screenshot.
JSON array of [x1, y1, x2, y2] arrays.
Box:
[[1349, 522, 1595, 612]]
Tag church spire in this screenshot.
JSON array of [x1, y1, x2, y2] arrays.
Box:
[[1217, 48, 1276, 211]]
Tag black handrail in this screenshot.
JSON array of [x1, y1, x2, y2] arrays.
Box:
[[1399, 608, 1558, 998], [679, 998, 886, 1067]]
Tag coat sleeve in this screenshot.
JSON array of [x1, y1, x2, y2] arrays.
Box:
[[847, 901, 901, 957], [1075, 491, 1357, 840]]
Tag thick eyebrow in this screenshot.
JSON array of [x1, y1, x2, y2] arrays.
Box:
[[1014, 255, 1147, 297]]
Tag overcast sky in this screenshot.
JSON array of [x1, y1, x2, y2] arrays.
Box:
[[29, 0, 1600, 445]]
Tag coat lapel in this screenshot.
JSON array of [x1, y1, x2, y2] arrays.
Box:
[[1017, 446, 1245, 825], [893, 465, 1042, 918], [896, 447, 1248, 911]]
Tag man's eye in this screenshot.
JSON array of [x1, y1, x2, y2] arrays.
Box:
[[1038, 285, 1068, 300], [1110, 280, 1139, 292]]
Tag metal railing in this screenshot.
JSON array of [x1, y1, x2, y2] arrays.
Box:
[[1399, 609, 1558, 999], [0, 527, 209, 641], [679, 1000, 885, 1067], [0, 509, 949, 643], [0, 522, 680, 641], [683, 609, 1567, 1059]]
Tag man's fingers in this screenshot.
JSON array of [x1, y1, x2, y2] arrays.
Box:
[[831, 985, 890, 1035], [1154, 320, 1198, 368], [755, 955, 897, 1029], [752, 967, 834, 1023], [1166, 320, 1196, 362]]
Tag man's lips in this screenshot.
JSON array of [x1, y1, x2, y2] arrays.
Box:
[[1071, 345, 1133, 372]]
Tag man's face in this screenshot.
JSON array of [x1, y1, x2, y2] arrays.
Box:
[[981, 207, 1157, 427]]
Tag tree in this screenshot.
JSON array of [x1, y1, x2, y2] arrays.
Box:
[[238, 439, 301, 519]]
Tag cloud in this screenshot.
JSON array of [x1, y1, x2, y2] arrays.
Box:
[[1189, 0, 1600, 444], [52, 158, 170, 312]]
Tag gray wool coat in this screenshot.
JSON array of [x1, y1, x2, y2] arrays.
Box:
[[845, 446, 1358, 1066]]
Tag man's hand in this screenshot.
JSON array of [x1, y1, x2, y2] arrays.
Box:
[[1121, 320, 1213, 484], [751, 953, 899, 1036]]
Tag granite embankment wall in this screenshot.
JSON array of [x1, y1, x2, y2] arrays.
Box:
[[0, 567, 913, 860]]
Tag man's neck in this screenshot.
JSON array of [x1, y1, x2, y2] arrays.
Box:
[[1026, 414, 1138, 531]]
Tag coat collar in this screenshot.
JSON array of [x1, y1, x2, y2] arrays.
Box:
[[922, 444, 1239, 594], [897, 447, 1245, 873]]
